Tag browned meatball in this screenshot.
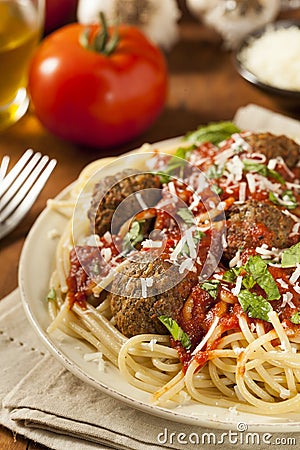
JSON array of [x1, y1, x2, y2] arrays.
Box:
[[108, 255, 198, 337], [224, 200, 295, 261], [244, 132, 300, 168], [88, 169, 161, 237]]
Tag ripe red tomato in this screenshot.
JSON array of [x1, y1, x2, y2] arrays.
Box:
[[28, 20, 168, 148]]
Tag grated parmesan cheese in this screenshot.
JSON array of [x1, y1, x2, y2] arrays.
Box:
[[276, 278, 289, 289], [142, 239, 163, 249], [135, 192, 148, 210], [231, 276, 243, 296], [239, 26, 300, 91], [179, 257, 194, 274], [238, 182, 246, 203], [290, 264, 300, 285], [101, 247, 112, 263], [293, 282, 300, 294], [103, 231, 112, 244], [168, 181, 177, 197], [245, 172, 256, 193], [185, 228, 197, 259], [281, 292, 295, 309]]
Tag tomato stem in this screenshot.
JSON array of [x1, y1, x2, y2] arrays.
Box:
[[79, 12, 119, 56]]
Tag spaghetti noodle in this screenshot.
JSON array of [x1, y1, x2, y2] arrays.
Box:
[[46, 124, 300, 414]]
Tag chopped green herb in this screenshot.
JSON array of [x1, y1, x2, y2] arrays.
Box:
[[181, 229, 204, 257], [223, 267, 242, 283], [211, 184, 223, 195], [122, 221, 144, 254], [242, 274, 256, 290], [238, 290, 273, 322], [269, 190, 297, 210], [223, 255, 279, 298], [158, 146, 193, 183], [177, 208, 196, 225], [290, 311, 300, 325], [281, 242, 300, 268], [46, 288, 56, 302], [200, 280, 220, 299], [243, 160, 285, 184], [206, 164, 224, 180], [184, 121, 240, 146], [245, 255, 280, 301], [159, 315, 191, 349]]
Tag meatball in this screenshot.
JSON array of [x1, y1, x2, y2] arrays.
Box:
[[108, 255, 198, 337], [224, 200, 295, 261], [88, 169, 161, 237], [244, 132, 300, 168]]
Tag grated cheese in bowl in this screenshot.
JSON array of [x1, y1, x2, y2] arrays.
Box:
[[236, 21, 300, 96]]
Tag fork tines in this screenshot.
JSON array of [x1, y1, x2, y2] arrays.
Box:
[[0, 150, 57, 238]]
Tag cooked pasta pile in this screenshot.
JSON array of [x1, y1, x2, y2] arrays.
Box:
[[46, 124, 300, 414]]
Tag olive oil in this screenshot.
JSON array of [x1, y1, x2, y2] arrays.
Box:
[[0, 1, 42, 128]]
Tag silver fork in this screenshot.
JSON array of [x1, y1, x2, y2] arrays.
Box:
[[0, 149, 57, 240]]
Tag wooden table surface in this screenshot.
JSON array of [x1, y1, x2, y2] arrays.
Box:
[[1, 6, 300, 449]]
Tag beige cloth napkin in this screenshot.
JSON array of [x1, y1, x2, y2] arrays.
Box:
[[0, 291, 299, 450]]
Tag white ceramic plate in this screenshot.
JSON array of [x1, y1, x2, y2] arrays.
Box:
[[19, 136, 300, 432]]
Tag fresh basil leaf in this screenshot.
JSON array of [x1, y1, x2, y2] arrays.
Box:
[[269, 190, 297, 210], [177, 208, 196, 225], [245, 255, 280, 300], [122, 221, 144, 254], [242, 274, 256, 290], [185, 121, 240, 146], [200, 280, 220, 299], [243, 160, 285, 184], [290, 311, 300, 325], [281, 242, 300, 268], [238, 290, 273, 322], [46, 288, 56, 302], [223, 267, 256, 290], [222, 267, 242, 283], [158, 315, 191, 349]]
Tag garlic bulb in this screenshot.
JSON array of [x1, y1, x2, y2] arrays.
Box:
[[186, 0, 281, 49], [77, 0, 181, 50]]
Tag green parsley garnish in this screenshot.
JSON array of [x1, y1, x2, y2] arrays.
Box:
[[200, 280, 220, 299], [206, 164, 224, 180], [46, 288, 56, 302], [158, 146, 192, 183], [159, 316, 191, 349], [122, 221, 144, 254], [242, 160, 285, 184], [223, 266, 242, 283], [238, 290, 273, 322], [223, 255, 279, 300], [269, 190, 297, 210], [290, 311, 300, 325], [281, 242, 300, 268], [184, 121, 240, 146], [181, 229, 204, 257], [177, 208, 196, 225], [211, 184, 223, 195]]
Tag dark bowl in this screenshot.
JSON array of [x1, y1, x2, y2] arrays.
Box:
[[234, 20, 300, 111]]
